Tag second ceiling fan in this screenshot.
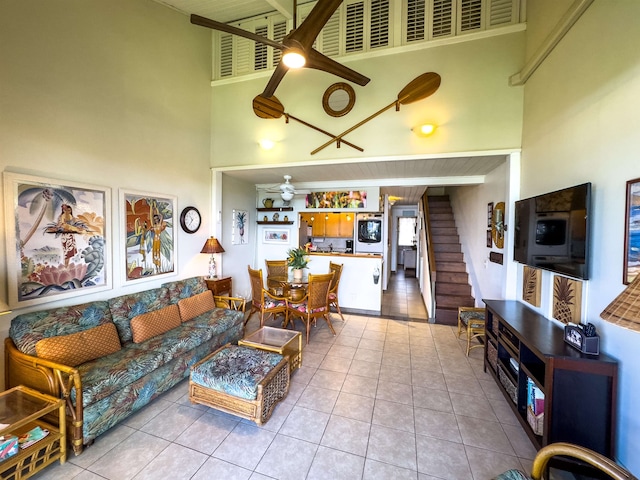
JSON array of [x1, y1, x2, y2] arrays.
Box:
[[191, 0, 370, 98]]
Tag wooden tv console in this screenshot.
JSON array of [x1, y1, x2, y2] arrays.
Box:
[[483, 300, 618, 459]]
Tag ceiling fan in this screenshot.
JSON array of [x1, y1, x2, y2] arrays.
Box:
[[265, 175, 307, 205], [190, 0, 370, 98]]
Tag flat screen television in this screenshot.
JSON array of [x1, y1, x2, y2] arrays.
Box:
[[514, 183, 591, 279]]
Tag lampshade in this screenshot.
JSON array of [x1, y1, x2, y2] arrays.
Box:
[[200, 237, 225, 254], [600, 274, 640, 332]]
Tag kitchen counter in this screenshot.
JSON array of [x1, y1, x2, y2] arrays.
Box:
[[305, 253, 382, 314]]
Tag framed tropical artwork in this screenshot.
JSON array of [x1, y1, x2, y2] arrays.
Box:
[[232, 209, 248, 245], [3, 172, 112, 308], [263, 228, 290, 244], [121, 190, 177, 283], [623, 177, 640, 284]]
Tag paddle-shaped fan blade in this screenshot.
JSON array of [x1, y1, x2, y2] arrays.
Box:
[[289, 0, 343, 49], [190, 14, 284, 50], [305, 48, 370, 86], [262, 63, 290, 98]]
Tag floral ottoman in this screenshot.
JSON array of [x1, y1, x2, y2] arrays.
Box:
[[189, 344, 290, 425]]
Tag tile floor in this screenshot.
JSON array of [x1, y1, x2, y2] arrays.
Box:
[[33, 311, 538, 480], [382, 269, 428, 322]]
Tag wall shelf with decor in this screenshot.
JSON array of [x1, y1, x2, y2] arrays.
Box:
[[257, 207, 293, 212], [484, 299, 618, 474], [256, 221, 294, 225]]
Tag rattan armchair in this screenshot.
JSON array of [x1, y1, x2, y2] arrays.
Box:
[[328, 262, 344, 321], [213, 295, 248, 328], [493, 442, 637, 480], [457, 306, 485, 356], [287, 272, 335, 344], [248, 266, 288, 327]]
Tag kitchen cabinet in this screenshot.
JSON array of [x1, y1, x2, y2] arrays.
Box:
[[484, 300, 618, 470], [300, 213, 353, 238]]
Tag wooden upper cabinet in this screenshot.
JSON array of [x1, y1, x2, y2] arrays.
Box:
[[300, 212, 354, 238]]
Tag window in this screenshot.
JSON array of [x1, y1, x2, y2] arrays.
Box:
[[398, 217, 417, 246]]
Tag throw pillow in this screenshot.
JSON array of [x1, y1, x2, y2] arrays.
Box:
[[177, 290, 215, 322], [35, 323, 121, 366], [130, 305, 181, 343]]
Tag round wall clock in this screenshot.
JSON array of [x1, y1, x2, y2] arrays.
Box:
[[180, 206, 201, 234]]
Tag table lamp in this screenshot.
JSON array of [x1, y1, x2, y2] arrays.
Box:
[[201, 236, 225, 279]]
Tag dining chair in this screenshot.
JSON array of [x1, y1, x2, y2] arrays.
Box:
[[248, 266, 288, 328], [287, 272, 335, 344], [328, 262, 344, 321], [213, 295, 248, 329], [265, 259, 288, 289], [457, 306, 485, 356]]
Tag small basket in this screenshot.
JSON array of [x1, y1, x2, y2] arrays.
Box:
[[498, 365, 517, 404], [487, 341, 498, 372], [527, 405, 544, 436], [491, 317, 499, 337]]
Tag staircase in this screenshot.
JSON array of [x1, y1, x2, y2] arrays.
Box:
[[428, 195, 475, 325]]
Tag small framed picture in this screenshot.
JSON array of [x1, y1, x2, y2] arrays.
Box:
[[623, 177, 640, 284], [263, 228, 290, 244], [486, 230, 492, 248], [487, 202, 494, 228]]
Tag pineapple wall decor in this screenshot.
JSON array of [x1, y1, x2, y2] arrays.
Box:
[[232, 210, 248, 245], [522, 266, 541, 307], [553, 275, 582, 324]]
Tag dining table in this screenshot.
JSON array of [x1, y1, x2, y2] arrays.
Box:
[[268, 273, 308, 302]]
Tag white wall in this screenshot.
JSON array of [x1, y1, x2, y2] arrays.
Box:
[[520, 0, 640, 473], [209, 32, 525, 168], [0, 1, 212, 386]]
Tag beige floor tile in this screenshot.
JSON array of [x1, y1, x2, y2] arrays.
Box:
[[366, 424, 417, 471], [308, 369, 346, 391], [279, 405, 330, 443], [69, 424, 136, 469], [358, 338, 385, 351], [412, 386, 453, 413], [133, 443, 207, 480], [342, 374, 378, 398], [376, 380, 413, 405], [414, 406, 462, 442], [372, 399, 415, 433], [174, 411, 238, 454], [321, 415, 371, 456], [348, 359, 381, 379], [465, 445, 524, 479], [255, 434, 317, 480], [212, 422, 276, 470], [296, 385, 340, 413], [415, 435, 473, 480], [363, 459, 418, 480], [191, 457, 252, 480], [306, 446, 366, 480], [379, 364, 412, 385], [450, 392, 499, 421], [327, 344, 357, 359], [457, 415, 515, 455], [319, 354, 352, 373], [354, 347, 383, 363], [333, 391, 375, 423], [140, 403, 204, 441]]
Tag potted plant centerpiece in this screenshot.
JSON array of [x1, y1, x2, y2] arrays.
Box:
[[287, 247, 309, 280]]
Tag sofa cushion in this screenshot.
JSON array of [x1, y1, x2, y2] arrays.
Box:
[[9, 301, 113, 355], [108, 287, 171, 343], [163, 277, 208, 305], [131, 305, 181, 343], [35, 323, 121, 366], [178, 291, 215, 322]]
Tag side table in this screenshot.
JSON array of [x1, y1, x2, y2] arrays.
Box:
[[239, 326, 302, 373], [205, 276, 232, 296], [0, 386, 66, 479]]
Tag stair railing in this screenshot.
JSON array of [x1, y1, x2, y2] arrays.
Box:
[[421, 193, 437, 318]]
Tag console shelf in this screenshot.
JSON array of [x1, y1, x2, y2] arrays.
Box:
[[483, 300, 618, 460]]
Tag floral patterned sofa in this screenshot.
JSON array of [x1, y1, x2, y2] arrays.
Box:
[[4, 276, 244, 455]]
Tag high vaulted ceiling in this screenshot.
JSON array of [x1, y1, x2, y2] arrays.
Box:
[[150, 0, 512, 205]]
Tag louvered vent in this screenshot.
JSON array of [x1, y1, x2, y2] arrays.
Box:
[[432, 0, 453, 38], [235, 37, 251, 74], [273, 20, 287, 64], [370, 0, 390, 48], [406, 0, 425, 42], [345, 2, 365, 52], [460, 0, 482, 31], [489, 0, 513, 26], [254, 25, 268, 70], [219, 33, 233, 77], [322, 9, 341, 56]]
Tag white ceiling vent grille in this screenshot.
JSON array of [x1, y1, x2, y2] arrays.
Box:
[[489, 0, 514, 26], [432, 0, 453, 38], [322, 9, 341, 56], [405, 0, 426, 43], [345, 1, 365, 52], [273, 20, 287, 64], [370, 0, 390, 48], [211, 0, 523, 81], [218, 33, 233, 77], [254, 25, 269, 70], [460, 0, 482, 31]]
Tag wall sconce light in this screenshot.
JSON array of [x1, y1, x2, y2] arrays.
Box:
[[259, 138, 275, 150], [412, 124, 437, 137], [201, 236, 225, 279]]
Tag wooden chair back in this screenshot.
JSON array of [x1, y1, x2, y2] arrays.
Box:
[[307, 272, 334, 311], [328, 262, 343, 293], [265, 260, 288, 287], [248, 266, 265, 308]]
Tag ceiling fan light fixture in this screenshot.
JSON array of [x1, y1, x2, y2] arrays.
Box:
[[280, 191, 294, 202], [282, 48, 306, 69]]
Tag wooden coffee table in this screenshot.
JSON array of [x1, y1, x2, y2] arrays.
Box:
[[239, 326, 302, 373]]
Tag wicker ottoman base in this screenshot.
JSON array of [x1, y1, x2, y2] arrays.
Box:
[[189, 344, 290, 425]]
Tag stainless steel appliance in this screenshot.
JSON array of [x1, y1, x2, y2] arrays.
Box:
[[345, 239, 354, 253], [355, 213, 384, 253]]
